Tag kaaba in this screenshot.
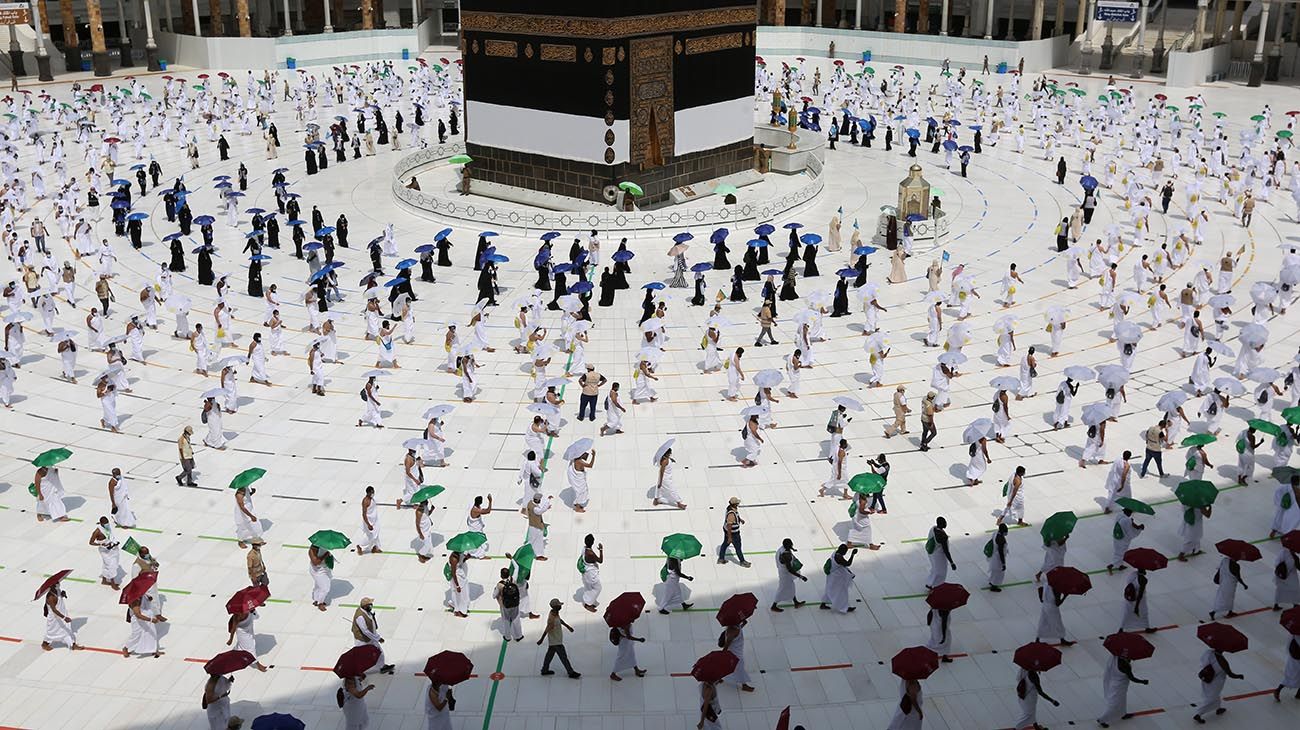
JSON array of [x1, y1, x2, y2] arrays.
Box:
[[460, 1, 758, 206]]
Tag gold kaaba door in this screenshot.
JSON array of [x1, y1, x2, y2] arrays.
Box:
[[629, 35, 674, 170]]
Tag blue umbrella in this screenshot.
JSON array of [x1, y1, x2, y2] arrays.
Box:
[[710, 228, 730, 243], [948, 119, 962, 126], [673, 232, 694, 243], [540, 231, 561, 241], [212, 175, 230, 181], [762, 269, 783, 276], [905, 128, 920, 138], [434, 227, 453, 241], [226, 191, 245, 198], [906, 213, 925, 222], [111, 178, 131, 186], [642, 282, 666, 290], [486, 253, 509, 263], [110, 199, 130, 209], [284, 192, 301, 199], [322, 262, 344, 272], [943, 140, 958, 151], [969, 124, 983, 131], [925, 117, 938, 125], [837, 268, 858, 277], [129, 164, 146, 171], [754, 224, 775, 236], [194, 215, 216, 226], [286, 219, 307, 227], [244, 231, 264, 239], [857, 118, 872, 129], [534, 249, 552, 266], [1080, 175, 1099, 190], [246, 207, 266, 215], [304, 242, 323, 251], [163, 232, 184, 241], [249, 254, 271, 262], [315, 226, 335, 237], [782, 222, 803, 230], [853, 246, 879, 256], [691, 262, 713, 272], [746, 238, 769, 248], [250, 713, 306, 730], [384, 278, 405, 287], [479, 231, 499, 238], [214, 181, 233, 190], [570, 281, 594, 294], [308, 268, 330, 283], [958, 145, 974, 152], [396, 258, 418, 270], [552, 263, 573, 274], [611, 250, 634, 262], [800, 233, 823, 246], [273, 167, 289, 174], [126, 212, 148, 221], [893, 114, 906, 121], [191, 246, 212, 253]]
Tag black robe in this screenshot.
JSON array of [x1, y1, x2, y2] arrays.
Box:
[[436, 239, 453, 266], [169, 239, 187, 272], [831, 279, 850, 317], [741, 248, 760, 281], [197, 248, 214, 285], [802, 244, 820, 277], [420, 252, 436, 282], [598, 270, 616, 307], [305, 149, 318, 175], [247, 261, 264, 297], [712, 243, 731, 270]]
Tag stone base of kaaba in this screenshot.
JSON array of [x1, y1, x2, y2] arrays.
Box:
[[465, 138, 755, 207]]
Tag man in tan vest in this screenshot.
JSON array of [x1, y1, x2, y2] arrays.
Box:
[[351, 597, 395, 675]]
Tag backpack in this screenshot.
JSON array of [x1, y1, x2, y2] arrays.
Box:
[[200, 408, 209, 424], [360, 387, 368, 402], [717, 629, 728, 649], [925, 536, 937, 554], [500, 580, 520, 609], [1124, 582, 1137, 602], [822, 558, 833, 575], [983, 538, 995, 558], [1198, 664, 1216, 684], [609, 627, 621, 645], [1056, 389, 1065, 405], [1113, 522, 1125, 541], [576, 555, 587, 574], [336, 687, 346, 708]]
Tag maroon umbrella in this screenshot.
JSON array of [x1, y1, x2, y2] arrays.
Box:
[[716, 592, 759, 627], [891, 646, 941, 680], [33, 569, 72, 601], [1215, 539, 1262, 562], [603, 591, 646, 628], [118, 572, 158, 605], [1280, 530, 1300, 553], [775, 706, 791, 730], [1197, 622, 1249, 653], [925, 583, 970, 611], [690, 650, 739, 682], [226, 585, 271, 615], [204, 650, 256, 675], [1123, 548, 1169, 572], [334, 645, 381, 678], [1103, 632, 1155, 661], [1012, 641, 1063, 672], [1281, 606, 1300, 635], [423, 650, 474, 685], [1046, 566, 1092, 596]]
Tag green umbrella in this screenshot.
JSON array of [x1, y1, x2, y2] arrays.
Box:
[[1097, 95, 1110, 103], [410, 485, 446, 503], [863, 66, 875, 75], [1251, 114, 1267, 121], [1070, 88, 1087, 96], [308, 530, 351, 551], [660, 533, 703, 560], [618, 181, 644, 197], [138, 92, 152, 100], [192, 84, 206, 91], [32, 448, 72, 468], [972, 79, 984, 86], [1248, 419, 1284, 438], [446, 532, 488, 553], [1189, 103, 1203, 110], [511, 543, 536, 573], [1175, 480, 1219, 509], [229, 467, 267, 490], [848, 472, 885, 495], [447, 154, 473, 165], [714, 183, 739, 197], [1273, 465, 1300, 482], [432, 64, 444, 73], [1115, 497, 1155, 516], [1283, 406, 1300, 424], [1279, 130, 1295, 140], [1181, 433, 1217, 447], [1039, 511, 1078, 544], [1212, 111, 1227, 118], [941, 70, 953, 77], [1163, 105, 1179, 112], [931, 187, 944, 197]]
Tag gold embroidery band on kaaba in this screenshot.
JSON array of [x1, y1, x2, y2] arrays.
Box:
[[460, 7, 757, 38], [484, 39, 518, 57], [540, 44, 578, 62], [684, 32, 743, 55]]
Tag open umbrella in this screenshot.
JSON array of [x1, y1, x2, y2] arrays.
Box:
[[423, 650, 474, 684], [448, 154, 473, 165], [308, 530, 350, 551], [1176, 480, 1218, 509], [1248, 419, 1285, 438], [32, 448, 72, 467], [753, 369, 783, 388], [334, 645, 381, 678], [226, 585, 271, 614], [1182, 433, 1217, 447], [925, 583, 970, 611], [1281, 606, 1300, 635], [410, 485, 446, 504], [1115, 497, 1155, 515], [692, 650, 739, 682], [618, 181, 644, 197], [604, 591, 646, 627], [1103, 632, 1155, 660], [119, 571, 158, 604], [833, 396, 864, 411], [447, 532, 488, 553], [716, 592, 758, 626], [962, 419, 995, 443], [661, 533, 703, 560], [1197, 622, 1248, 653], [1280, 530, 1300, 552], [228, 468, 267, 491], [1123, 548, 1168, 572], [891, 646, 940, 680], [204, 650, 256, 675], [250, 714, 305, 730], [1013, 641, 1063, 672], [33, 569, 72, 601], [848, 472, 885, 495], [563, 438, 594, 461], [1040, 511, 1078, 544], [1215, 539, 1262, 562], [1045, 566, 1091, 596]]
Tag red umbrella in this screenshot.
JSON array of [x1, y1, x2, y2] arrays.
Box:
[[217, 72, 230, 78], [423, 650, 474, 685], [891, 646, 940, 680], [1280, 530, 1300, 552], [833, 60, 844, 66], [775, 706, 791, 730], [204, 650, 256, 675], [1103, 632, 1155, 660], [795, 57, 806, 62], [1185, 96, 1198, 101], [1123, 548, 1168, 572], [1287, 110, 1300, 116], [925, 583, 970, 611], [1013, 641, 1063, 672], [334, 645, 381, 678], [34, 570, 72, 601], [1215, 539, 1262, 562], [161, 75, 173, 80], [1197, 622, 1248, 653], [118, 572, 157, 604], [691, 650, 739, 682], [89, 84, 104, 92], [439, 57, 450, 65], [226, 585, 271, 614], [1046, 566, 1091, 596], [103, 137, 121, 144], [603, 591, 646, 628], [197, 73, 209, 79], [1281, 606, 1300, 635], [1154, 93, 1168, 101], [716, 592, 758, 627]]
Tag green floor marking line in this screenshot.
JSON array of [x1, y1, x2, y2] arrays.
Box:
[[266, 598, 293, 604], [341, 602, 395, 610], [882, 592, 930, 601], [158, 588, 192, 595], [197, 534, 241, 543]]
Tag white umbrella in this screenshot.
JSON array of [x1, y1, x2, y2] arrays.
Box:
[[571, 320, 592, 334], [640, 319, 663, 333], [864, 332, 888, 353], [1096, 364, 1130, 389], [792, 309, 816, 325], [563, 438, 593, 461], [807, 291, 833, 308], [422, 404, 455, 419], [1081, 403, 1111, 426], [1239, 323, 1269, 349], [4, 311, 33, 323], [652, 438, 675, 465], [540, 377, 569, 389], [1113, 321, 1143, 344], [1207, 294, 1235, 309], [201, 387, 228, 399], [962, 419, 994, 443], [993, 315, 1017, 334], [938, 351, 967, 367], [832, 395, 864, 411], [94, 364, 124, 382], [402, 438, 435, 450], [923, 290, 947, 305], [1212, 377, 1246, 396], [558, 295, 582, 313], [307, 336, 328, 350], [1115, 291, 1139, 308], [1157, 391, 1189, 411], [1045, 305, 1069, 322], [855, 282, 880, 300], [637, 347, 662, 364], [103, 334, 128, 346], [216, 355, 246, 369], [705, 315, 733, 329], [527, 402, 559, 418], [1206, 340, 1235, 357], [167, 295, 192, 313], [533, 343, 555, 360], [740, 404, 770, 418], [362, 368, 391, 378], [1248, 367, 1282, 383], [1250, 281, 1278, 306], [49, 329, 77, 342], [1063, 365, 1095, 382], [753, 369, 783, 388], [989, 375, 1019, 392]]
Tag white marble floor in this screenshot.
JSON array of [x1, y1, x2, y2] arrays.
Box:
[[3, 51, 1300, 730]]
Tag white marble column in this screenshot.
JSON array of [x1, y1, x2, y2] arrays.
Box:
[[941, 0, 949, 34], [1253, 0, 1270, 62], [281, 0, 290, 33], [815, 0, 823, 26], [985, 0, 995, 39], [1193, 0, 1207, 50], [191, 0, 203, 35], [323, 0, 332, 32], [855, 0, 863, 28]]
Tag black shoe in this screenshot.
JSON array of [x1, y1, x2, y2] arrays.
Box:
[[567, 672, 581, 679], [681, 603, 693, 610], [540, 670, 555, 676], [187, 481, 198, 487], [175, 476, 183, 485]]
